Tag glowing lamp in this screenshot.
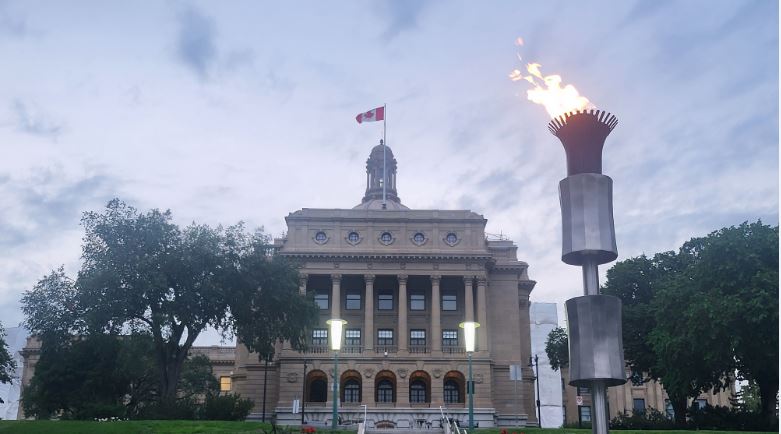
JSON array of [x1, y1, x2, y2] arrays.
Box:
[[326, 319, 347, 351], [459, 321, 480, 353]]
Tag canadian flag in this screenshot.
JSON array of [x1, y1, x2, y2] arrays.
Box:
[[355, 106, 385, 124]]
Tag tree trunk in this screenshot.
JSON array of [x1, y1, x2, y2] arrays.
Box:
[[757, 378, 779, 429], [671, 397, 688, 427]]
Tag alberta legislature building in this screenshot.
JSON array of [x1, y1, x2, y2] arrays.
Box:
[[19, 142, 540, 427], [227, 142, 539, 428]]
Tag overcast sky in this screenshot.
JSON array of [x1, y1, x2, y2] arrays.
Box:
[[1, 0, 778, 344]]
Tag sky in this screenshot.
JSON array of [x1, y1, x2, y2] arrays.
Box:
[[0, 0, 778, 345]]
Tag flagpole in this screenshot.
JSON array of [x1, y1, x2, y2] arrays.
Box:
[[382, 103, 387, 209]]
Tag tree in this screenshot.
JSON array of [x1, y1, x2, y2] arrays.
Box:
[[602, 251, 727, 425], [602, 220, 778, 428], [21, 335, 221, 419], [544, 326, 569, 371], [0, 322, 17, 404], [22, 199, 318, 409], [681, 222, 778, 425]]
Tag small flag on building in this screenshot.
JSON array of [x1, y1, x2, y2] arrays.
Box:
[[355, 106, 385, 124]]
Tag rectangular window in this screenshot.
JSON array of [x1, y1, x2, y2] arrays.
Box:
[[442, 292, 457, 311], [579, 405, 591, 423], [633, 398, 646, 415], [312, 328, 328, 346], [695, 399, 707, 409], [442, 330, 458, 347], [345, 329, 361, 346], [314, 291, 329, 310], [410, 292, 425, 310], [410, 329, 426, 346], [220, 376, 232, 392], [377, 329, 394, 346], [664, 399, 674, 419], [346, 291, 361, 310], [378, 290, 393, 310]]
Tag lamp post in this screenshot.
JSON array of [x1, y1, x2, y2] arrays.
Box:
[[528, 355, 541, 427], [301, 359, 309, 425], [327, 318, 346, 430], [459, 321, 480, 430]]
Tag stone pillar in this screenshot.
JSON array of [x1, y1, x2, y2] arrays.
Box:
[[431, 275, 442, 353], [398, 274, 408, 353], [331, 274, 341, 320], [364, 274, 375, 352], [299, 274, 308, 296], [476, 277, 488, 352], [464, 276, 475, 322]]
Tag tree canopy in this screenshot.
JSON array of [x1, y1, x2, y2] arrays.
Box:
[[601, 220, 778, 427], [0, 322, 17, 404], [544, 326, 568, 372], [22, 199, 318, 409]]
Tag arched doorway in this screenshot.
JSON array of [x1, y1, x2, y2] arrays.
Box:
[[443, 371, 465, 404], [306, 370, 328, 403], [409, 370, 431, 404], [341, 370, 362, 404], [375, 370, 396, 403]]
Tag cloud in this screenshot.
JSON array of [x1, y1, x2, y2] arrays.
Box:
[[0, 166, 123, 328], [0, 0, 28, 38], [175, 5, 218, 80], [10, 99, 62, 138], [377, 0, 430, 41]]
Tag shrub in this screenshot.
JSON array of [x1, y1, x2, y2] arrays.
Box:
[[200, 393, 254, 420], [610, 408, 675, 430], [688, 403, 778, 432]]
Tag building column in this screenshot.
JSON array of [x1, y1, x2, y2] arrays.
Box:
[[431, 275, 442, 353], [464, 276, 475, 322], [299, 274, 308, 296], [398, 274, 408, 353], [364, 274, 375, 352], [476, 276, 488, 352], [331, 274, 341, 320]]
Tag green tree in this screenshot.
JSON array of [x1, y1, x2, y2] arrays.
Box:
[[0, 322, 17, 404], [602, 221, 779, 428], [22, 199, 317, 408], [602, 251, 725, 425], [544, 326, 569, 371], [681, 221, 778, 425]]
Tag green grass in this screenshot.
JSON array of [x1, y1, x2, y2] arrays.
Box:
[[474, 429, 776, 434], [0, 423, 775, 434], [0, 420, 278, 434]]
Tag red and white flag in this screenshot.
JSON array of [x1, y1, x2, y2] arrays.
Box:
[[355, 106, 385, 124]]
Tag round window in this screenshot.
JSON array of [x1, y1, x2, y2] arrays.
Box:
[[446, 233, 458, 244], [413, 232, 425, 244], [348, 231, 360, 243], [380, 232, 393, 243], [315, 231, 327, 242]]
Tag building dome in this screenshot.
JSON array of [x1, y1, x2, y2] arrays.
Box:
[[354, 140, 408, 210]]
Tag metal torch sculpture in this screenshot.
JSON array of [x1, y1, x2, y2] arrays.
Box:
[[549, 110, 626, 434]]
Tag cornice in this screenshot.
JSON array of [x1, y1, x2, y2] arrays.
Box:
[[281, 252, 493, 262]]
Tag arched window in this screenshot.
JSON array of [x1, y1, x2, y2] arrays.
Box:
[[443, 371, 465, 404], [310, 379, 327, 402], [377, 379, 394, 403], [444, 379, 460, 404], [344, 379, 361, 403], [410, 379, 427, 403]]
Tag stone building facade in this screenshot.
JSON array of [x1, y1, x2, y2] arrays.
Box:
[[230, 143, 539, 428]]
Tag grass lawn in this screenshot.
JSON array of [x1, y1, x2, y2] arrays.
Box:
[[0, 423, 776, 434], [0, 420, 282, 434]]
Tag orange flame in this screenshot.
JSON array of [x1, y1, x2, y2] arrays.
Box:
[[510, 41, 595, 119]]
